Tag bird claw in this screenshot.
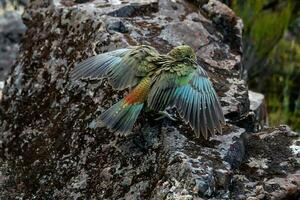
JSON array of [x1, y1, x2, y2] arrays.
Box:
[[155, 111, 177, 121]]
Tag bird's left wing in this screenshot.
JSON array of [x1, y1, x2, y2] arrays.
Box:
[[70, 45, 159, 90], [147, 64, 225, 139]]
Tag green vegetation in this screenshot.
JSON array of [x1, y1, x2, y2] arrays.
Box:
[[262, 39, 300, 130], [231, 0, 300, 131]]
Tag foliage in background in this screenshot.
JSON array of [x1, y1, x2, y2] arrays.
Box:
[[261, 37, 300, 130], [232, 0, 294, 73], [230, 0, 300, 131]]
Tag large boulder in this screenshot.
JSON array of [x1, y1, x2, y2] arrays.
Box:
[[0, 0, 299, 199]]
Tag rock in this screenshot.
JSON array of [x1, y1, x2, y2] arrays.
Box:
[[202, 0, 243, 53], [231, 126, 300, 199], [248, 90, 268, 130], [107, 1, 158, 17], [0, 10, 26, 81], [232, 90, 268, 133], [106, 19, 129, 34], [150, 124, 246, 199], [0, 0, 297, 199], [0, 0, 27, 10]]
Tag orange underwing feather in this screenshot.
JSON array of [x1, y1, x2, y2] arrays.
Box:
[[124, 77, 151, 105]]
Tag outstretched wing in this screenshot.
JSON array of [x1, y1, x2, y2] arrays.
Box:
[[147, 64, 225, 139], [70, 45, 159, 90]]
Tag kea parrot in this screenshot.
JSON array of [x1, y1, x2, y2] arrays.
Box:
[[70, 45, 225, 139]]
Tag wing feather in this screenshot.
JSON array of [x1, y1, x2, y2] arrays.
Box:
[[71, 49, 129, 80], [147, 64, 225, 138], [70, 46, 159, 90], [200, 94, 208, 138]]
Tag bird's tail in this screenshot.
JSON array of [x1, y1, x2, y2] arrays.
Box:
[[100, 99, 144, 133]]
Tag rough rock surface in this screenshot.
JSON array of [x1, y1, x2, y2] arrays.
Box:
[[231, 125, 300, 200], [0, 10, 26, 81], [248, 90, 268, 130], [0, 0, 299, 199]]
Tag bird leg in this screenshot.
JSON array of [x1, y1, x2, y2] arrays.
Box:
[[155, 111, 177, 121]]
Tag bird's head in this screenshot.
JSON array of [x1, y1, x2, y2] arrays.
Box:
[[168, 45, 197, 61]]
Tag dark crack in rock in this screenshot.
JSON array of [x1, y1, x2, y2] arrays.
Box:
[[106, 19, 129, 34], [107, 1, 158, 18]]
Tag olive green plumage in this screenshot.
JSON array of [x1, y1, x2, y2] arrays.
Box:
[[70, 45, 225, 139]]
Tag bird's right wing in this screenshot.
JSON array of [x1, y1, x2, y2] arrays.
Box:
[[70, 45, 159, 90], [147, 64, 225, 139]]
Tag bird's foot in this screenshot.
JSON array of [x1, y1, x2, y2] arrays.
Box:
[[155, 111, 177, 121]]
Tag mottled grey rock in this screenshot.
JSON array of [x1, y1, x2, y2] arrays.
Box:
[[0, 81, 3, 99], [231, 126, 300, 199], [0, 0, 27, 9], [248, 90, 268, 131], [150, 125, 245, 199], [231, 90, 268, 133], [0, 10, 26, 81], [0, 0, 298, 199]]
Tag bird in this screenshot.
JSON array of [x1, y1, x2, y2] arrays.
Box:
[[70, 45, 225, 139]]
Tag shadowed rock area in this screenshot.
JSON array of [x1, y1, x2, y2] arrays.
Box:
[[0, 0, 299, 199]]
